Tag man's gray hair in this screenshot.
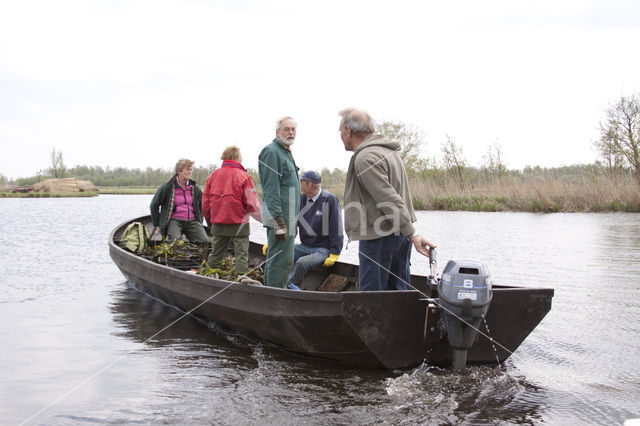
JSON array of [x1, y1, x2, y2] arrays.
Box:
[[276, 116, 297, 129], [338, 108, 375, 136]]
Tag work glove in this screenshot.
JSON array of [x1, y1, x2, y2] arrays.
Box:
[[262, 244, 268, 256], [274, 216, 287, 241], [323, 253, 339, 267]]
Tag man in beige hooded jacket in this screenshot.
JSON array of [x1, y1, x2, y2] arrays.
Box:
[[339, 108, 436, 291]]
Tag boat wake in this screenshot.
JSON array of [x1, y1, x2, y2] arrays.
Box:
[[385, 362, 544, 424]]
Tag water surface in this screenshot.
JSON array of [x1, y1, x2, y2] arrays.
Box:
[[1, 195, 638, 424]]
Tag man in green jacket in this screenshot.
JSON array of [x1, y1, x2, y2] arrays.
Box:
[[258, 116, 301, 288], [339, 108, 436, 291]]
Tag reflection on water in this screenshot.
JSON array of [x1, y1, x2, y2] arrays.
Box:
[[108, 285, 546, 424], [1, 196, 639, 424]]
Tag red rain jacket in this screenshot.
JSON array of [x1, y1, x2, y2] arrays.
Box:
[[202, 160, 261, 225]]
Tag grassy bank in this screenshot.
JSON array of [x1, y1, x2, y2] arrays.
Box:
[[97, 186, 156, 194], [0, 191, 99, 198]]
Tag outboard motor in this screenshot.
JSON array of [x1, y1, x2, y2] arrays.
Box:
[[438, 259, 492, 371]]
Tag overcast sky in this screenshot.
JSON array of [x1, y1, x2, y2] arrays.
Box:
[[1, 0, 639, 180]]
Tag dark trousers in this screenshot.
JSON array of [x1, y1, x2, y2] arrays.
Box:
[[358, 233, 412, 291]]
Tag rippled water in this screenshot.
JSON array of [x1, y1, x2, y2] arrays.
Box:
[[1, 195, 639, 424]]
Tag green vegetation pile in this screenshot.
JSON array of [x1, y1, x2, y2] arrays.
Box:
[[137, 239, 208, 269], [132, 239, 264, 283], [198, 255, 264, 283]]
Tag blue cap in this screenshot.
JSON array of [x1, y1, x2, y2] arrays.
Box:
[[301, 170, 321, 184]]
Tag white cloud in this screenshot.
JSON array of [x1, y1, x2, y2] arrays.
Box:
[[0, 0, 639, 179]]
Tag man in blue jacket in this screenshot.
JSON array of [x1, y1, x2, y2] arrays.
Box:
[[286, 170, 343, 289]]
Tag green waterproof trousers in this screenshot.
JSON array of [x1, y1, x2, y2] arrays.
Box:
[[166, 219, 209, 244], [207, 235, 250, 274], [264, 227, 295, 288]]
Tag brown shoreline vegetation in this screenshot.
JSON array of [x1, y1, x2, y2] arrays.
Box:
[[322, 173, 640, 213], [407, 175, 640, 213]]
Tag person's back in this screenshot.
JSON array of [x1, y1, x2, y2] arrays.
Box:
[[204, 160, 259, 226], [338, 107, 435, 291], [203, 147, 261, 274], [344, 134, 416, 240]]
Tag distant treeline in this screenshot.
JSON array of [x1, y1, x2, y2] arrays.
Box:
[[13, 165, 219, 187], [12, 164, 348, 189], [8, 162, 640, 212]]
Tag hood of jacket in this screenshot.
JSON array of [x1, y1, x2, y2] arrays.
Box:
[[353, 134, 401, 156]]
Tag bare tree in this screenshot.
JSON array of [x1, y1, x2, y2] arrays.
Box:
[[441, 135, 467, 189], [596, 94, 640, 185], [49, 147, 67, 178], [594, 125, 626, 178], [483, 142, 507, 181], [376, 120, 425, 172]]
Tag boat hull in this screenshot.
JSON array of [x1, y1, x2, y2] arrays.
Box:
[[109, 217, 554, 369]]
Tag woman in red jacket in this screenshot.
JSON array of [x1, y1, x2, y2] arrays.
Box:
[[202, 146, 262, 274]]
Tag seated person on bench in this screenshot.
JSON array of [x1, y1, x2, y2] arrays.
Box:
[[150, 158, 209, 245], [287, 171, 343, 290]]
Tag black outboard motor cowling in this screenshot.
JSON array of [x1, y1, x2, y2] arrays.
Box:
[[438, 259, 493, 371]]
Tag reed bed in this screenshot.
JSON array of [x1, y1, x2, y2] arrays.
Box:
[[321, 176, 640, 212], [408, 175, 640, 212]]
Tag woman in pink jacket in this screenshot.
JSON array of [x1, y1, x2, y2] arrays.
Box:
[[202, 146, 262, 274]]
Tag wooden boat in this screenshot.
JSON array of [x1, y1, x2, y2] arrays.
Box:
[[109, 216, 554, 369]]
